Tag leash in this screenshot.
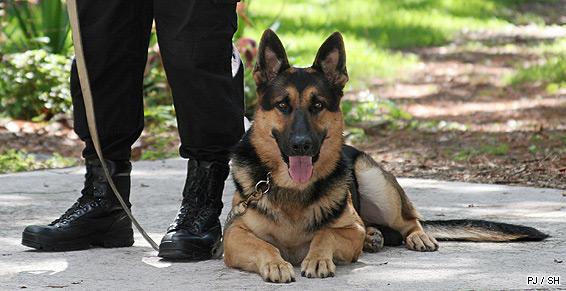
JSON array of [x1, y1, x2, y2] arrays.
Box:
[[66, 0, 160, 251], [223, 172, 272, 234]]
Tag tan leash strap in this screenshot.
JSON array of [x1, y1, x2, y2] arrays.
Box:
[[66, 0, 159, 251]]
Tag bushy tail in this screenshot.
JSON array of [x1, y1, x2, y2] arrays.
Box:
[[422, 219, 548, 242]]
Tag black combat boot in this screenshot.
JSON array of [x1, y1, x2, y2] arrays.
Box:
[[158, 159, 229, 260], [21, 159, 134, 251]]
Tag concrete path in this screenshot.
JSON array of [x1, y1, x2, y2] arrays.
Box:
[[1, 159, 565, 290]]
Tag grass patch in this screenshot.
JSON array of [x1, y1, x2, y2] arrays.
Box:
[[341, 92, 414, 142], [506, 38, 566, 90], [508, 57, 566, 89], [342, 99, 412, 127], [453, 143, 509, 161], [243, 0, 518, 87], [480, 144, 509, 156], [0, 149, 77, 174]]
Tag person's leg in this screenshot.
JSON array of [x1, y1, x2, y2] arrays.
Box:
[[154, 0, 244, 260], [155, 0, 244, 162], [21, 0, 153, 251], [72, 1, 153, 160]]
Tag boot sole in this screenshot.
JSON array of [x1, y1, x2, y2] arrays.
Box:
[[22, 228, 134, 252], [158, 239, 221, 261]]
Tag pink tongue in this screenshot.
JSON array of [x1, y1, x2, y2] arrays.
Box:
[[288, 156, 313, 183]]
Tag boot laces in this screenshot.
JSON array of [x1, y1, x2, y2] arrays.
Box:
[[172, 165, 215, 231], [49, 169, 105, 225], [50, 196, 103, 225]]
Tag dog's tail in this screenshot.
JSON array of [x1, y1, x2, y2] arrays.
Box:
[[342, 144, 549, 244], [421, 219, 548, 242]]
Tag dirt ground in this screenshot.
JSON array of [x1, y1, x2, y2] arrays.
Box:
[[352, 25, 566, 190]]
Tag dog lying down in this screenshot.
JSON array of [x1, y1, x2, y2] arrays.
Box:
[[222, 29, 547, 283]]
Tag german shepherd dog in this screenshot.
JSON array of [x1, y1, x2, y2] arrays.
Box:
[[223, 29, 547, 283]]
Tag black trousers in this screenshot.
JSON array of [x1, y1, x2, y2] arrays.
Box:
[[71, 0, 244, 163]]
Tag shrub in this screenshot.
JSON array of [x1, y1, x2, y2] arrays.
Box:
[[0, 149, 77, 174], [1, 0, 71, 54], [0, 49, 72, 120], [243, 69, 257, 118]]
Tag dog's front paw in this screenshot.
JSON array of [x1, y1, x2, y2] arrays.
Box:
[[301, 256, 336, 278], [405, 230, 439, 252], [259, 259, 296, 283], [363, 226, 384, 253]]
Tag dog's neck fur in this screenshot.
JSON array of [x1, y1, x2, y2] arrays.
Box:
[[231, 127, 351, 207]]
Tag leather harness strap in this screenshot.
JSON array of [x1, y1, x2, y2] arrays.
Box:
[[66, 0, 160, 251]]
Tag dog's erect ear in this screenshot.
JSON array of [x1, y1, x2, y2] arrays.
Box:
[[312, 32, 348, 89], [253, 29, 290, 87]]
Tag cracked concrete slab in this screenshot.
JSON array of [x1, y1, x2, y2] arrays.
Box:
[[1, 159, 565, 290]]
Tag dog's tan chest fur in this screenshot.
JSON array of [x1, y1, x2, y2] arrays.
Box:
[[242, 205, 314, 264]]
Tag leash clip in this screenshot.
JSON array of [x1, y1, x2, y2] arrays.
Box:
[[223, 172, 273, 235], [239, 172, 273, 215], [254, 172, 272, 195]]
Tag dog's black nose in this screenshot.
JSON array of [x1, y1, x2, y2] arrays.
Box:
[[290, 135, 313, 155]]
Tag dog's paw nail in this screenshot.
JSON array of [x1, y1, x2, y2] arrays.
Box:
[[329, 272, 335, 277], [307, 273, 312, 278], [291, 277, 296, 282], [301, 271, 306, 277]]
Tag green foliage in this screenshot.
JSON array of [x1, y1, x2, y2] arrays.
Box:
[[0, 149, 77, 174], [0, 149, 35, 173], [480, 144, 509, 156], [243, 69, 257, 118], [143, 41, 172, 107], [509, 57, 566, 90], [2, 0, 71, 54], [0, 49, 72, 120], [141, 105, 178, 161], [140, 137, 177, 161], [342, 98, 412, 127], [341, 96, 413, 142], [144, 105, 177, 132], [504, 38, 566, 90], [241, 0, 516, 88], [143, 62, 171, 107], [453, 149, 474, 161], [453, 143, 509, 161]]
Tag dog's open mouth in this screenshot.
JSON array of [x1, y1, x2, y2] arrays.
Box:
[[283, 154, 319, 184]]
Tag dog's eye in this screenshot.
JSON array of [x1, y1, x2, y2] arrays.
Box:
[[276, 102, 289, 111], [311, 101, 324, 113]]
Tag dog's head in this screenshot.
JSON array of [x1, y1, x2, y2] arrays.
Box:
[[250, 29, 348, 188]]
